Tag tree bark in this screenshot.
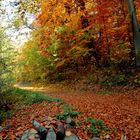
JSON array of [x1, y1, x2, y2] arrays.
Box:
[[127, 0, 140, 67]]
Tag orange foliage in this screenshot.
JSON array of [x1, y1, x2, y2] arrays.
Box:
[[31, 0, 139, 66]]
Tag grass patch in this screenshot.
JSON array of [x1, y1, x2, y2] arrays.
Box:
[[13, 88, 64, 105], [87, 117, 109, 137], [56, 104, 81, 120], [101, 74, 128, 87], [0, 110, 14, 123], [97, 90, 113, 94]]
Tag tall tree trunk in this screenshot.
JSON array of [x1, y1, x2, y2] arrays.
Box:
[[127, 0, 140, 67]]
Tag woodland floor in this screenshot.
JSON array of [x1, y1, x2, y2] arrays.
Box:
[[47, 90, 140, 139], [2, 85, 140, 139]]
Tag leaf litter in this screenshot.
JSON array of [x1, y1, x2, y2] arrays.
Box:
[[0, 88, 140, 139]]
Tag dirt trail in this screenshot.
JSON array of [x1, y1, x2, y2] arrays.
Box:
[[16, 85, 140, 139]]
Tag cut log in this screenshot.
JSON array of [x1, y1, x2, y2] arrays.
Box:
[[66, 117, 76, 127], [0, 126, 3, 132], [65, 131, 80, 140], [56, 121, 65, 140], [32, 120, 48, 132], [64, 134, 80, 140], [21, 129, 40, 140], [32, 119, 48, 139], [46, 128, 56, 140]]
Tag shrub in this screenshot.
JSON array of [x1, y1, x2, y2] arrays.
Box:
[[87, 117, 109, 137], [102, 73, 128, 87], [0, 27, 16, 111], [56, 104, 81, 120]]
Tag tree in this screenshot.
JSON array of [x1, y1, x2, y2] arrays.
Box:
[[127, 0, 140, 67]]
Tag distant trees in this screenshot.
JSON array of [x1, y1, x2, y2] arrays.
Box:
[[17, 39, 54, 83], [0, 27, 16, 108]]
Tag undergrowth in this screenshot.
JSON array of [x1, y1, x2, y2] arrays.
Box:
[[87, 117, 109, 137], [0, 88, 63, 122], [56, 104, 109, 138], [13, 88, 64, 105], [56, 104, 81, 120]]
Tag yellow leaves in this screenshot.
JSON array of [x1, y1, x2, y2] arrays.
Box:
[[68, 15, 81, 28]]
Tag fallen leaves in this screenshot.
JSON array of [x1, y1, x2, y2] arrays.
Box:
[[48, 88, 140, 139], [0, 101, 64, 140], [1, 88, 140, 139]]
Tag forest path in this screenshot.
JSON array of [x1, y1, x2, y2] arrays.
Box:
[[16, 85, 140, 139]]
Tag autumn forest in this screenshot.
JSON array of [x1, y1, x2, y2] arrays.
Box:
[[0, 0, 140, 139]]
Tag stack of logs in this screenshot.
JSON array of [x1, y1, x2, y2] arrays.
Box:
[[20, 116, 80, 140]]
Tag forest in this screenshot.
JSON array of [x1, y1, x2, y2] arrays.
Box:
[[0, 0, 140, 139]]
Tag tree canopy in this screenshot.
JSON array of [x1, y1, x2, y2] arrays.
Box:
[[17, 0, 140, 84]]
